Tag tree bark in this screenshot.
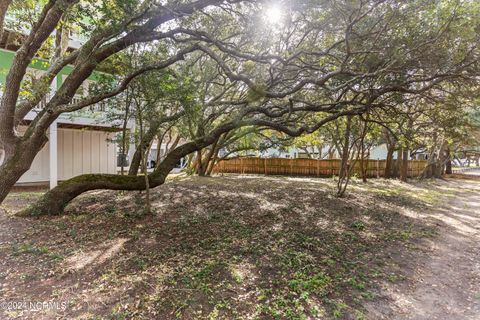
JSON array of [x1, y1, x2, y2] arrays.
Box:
[[393, 149, 400, 178], [435, 142, 448, 177], [337, 115, 352, 197], [0, 0, 77, 135], [128, 120, 170, 175], [445, 146, 452, 174], [383, 128, 397, 179], [206, 147, 220, 176], [399, 147, 408, 182], [0, 132, 48, 203], [328, 146, 335, 159], [384, 143, 396, 178], [338, 118, 351, 179], [445, 158, 452, 174], [421, 137, 444, 179], [206, 133, 227, 175], [155, 136, 163, 164], [0, 0, 12, 40], [198, 136, 220, 176], [155, 126, 173, 165], [120, 89, 131, 175], [142, 140, 152, 215], [359, 118, 368, 183], [128, 136, 152, 175], [0, 1, 215, 205]]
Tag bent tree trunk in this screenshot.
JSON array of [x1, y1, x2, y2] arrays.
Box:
[[0, 135, 49, 203], [22, 173, 166, 216], [21, 149, 179, 216], [0, 160, 34, 203], [21, 121, 241, 215]]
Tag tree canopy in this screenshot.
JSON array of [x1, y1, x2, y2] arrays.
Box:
[[0, 0, 478, 213]]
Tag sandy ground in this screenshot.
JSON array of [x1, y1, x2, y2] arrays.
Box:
[[365, 178, 480, 319]]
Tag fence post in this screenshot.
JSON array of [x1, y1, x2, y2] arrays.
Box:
[[264, 158, 267, 175], [240, 157, 244, 174], [290, 159, 294, 175], [376, 159, 380, 178], [317, 159, 320, 176]]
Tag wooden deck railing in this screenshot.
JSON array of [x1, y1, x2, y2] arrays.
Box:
[[213, 157, 428, 178], [32, 94, 106, 112]]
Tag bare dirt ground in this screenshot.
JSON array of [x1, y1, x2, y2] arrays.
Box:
[[0, 175, 479, 319], [364, 177, 480, 319]]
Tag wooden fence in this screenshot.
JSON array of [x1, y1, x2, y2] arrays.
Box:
[[213, 157, 428, 178]]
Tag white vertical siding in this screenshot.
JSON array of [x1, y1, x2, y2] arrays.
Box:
[[17, 127, 117, 184], [61, 129, 74, 180], [90, 132, 100, 173], [99, 134, 108, 173], [107, 137, 116, 172], [72, 130, 83, 177], [82, 131, 91, 173]]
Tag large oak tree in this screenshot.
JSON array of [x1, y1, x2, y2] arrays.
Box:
[[0, 0, 478, 214]]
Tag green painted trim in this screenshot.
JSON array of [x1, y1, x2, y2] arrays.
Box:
[[0, 48, 102, 86]]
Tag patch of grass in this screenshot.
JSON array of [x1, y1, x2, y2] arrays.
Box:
[[133, 257, 148, 271], [388, 274, 399, 283], [355, 310, 367, 320], [350, 220, 366, 231], [347, 276, 366, 291], [332, 301, 348, 319], [288, 272, 330, 295], [10, 242, 63, 260], [229, 266, 243, 284], [8, 191, 44, 200]]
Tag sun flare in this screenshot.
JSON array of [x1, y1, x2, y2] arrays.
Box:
[[265, 5, 283, 24]]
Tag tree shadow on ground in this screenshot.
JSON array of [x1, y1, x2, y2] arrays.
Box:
[[0, 176, 456, 319]]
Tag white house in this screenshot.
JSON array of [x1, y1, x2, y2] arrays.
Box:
[[14, 112, 125, 188], [256, 144, 421, 160]]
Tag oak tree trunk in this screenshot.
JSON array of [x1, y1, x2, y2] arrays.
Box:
[[400, 147, 408, 182], [0, 134, 48, 203], [384, 144, 396, 178], [337, 115, 353, 197], [445, 146, 452, 174]]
